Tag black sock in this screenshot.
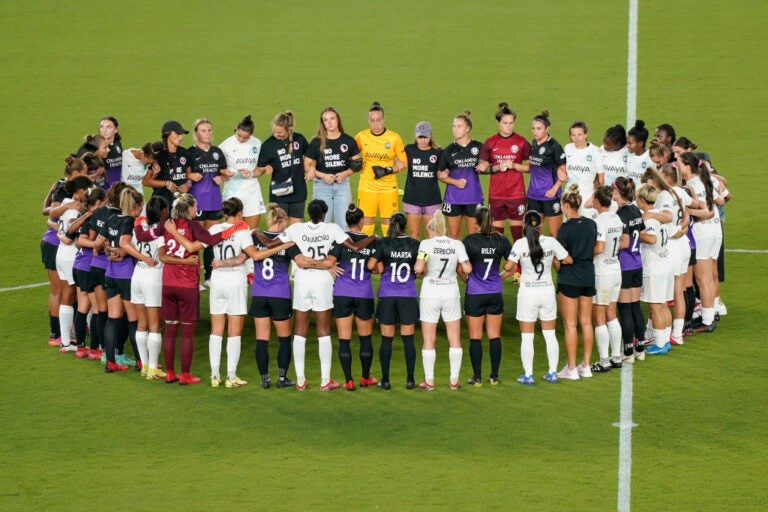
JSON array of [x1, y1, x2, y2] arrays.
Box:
[[50, 313, 61, 338], [379, 336, 393, 382], [277, 336, 291, 379], [255, 340, 270, 376], [127, 320, 139, 362], [489, 337, 502, 378], [402, 334, 416, 382], [97, 312, 108, 350], [74, 311, 88, 346], [359, 334, 373, 379], [116, 314, 128, 355], [617, 303, 635, 356], [469, 338, 482, 379], [631, 301, 645, 351], [89, 312, 100, 350], [203, 245, 213, 281], [338, 339, 353, 381], [104, 318, 119, 363], [684, 286, 695, 324]]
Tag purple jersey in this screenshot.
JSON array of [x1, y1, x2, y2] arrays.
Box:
[[370, 236, 420, 298], [329, 231, 374, 299], [91, 205, 120, 270], [72, 214, 93, 272], [250, 231, 297, 300], [188, 145, 227, 211], [462, 232, 513, 295], [439, 140, 484, 205], [105, 214, 136, 279], [42, 180, 68, 246], [528, 136, 566, 201], [616, 203, 644, 271]]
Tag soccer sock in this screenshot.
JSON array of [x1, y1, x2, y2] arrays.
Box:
[[255, 339, 270, 377], [338, 339, 353, 382], [402, 334, 416, 382], [180, 323, 196, 374], [58, 304, 74, 346], [469, 338, 482, 379], [103, 317, 119, 363], [448, 347, 463, 382], [293, 335, 306, 383], [595, 325, 609, 363], [163, 322, 178, 373], [542, 329, 559, 374], [135, 330, 149, 368], [277, 336, 291, 380], [359, 334, 373, 379], [361, 223, 375, 236], [203, 245, 213, 281], [74, 310, 88, 346], [684, 286, 695, 324], [607, 318, 622, 360], [379, 336, 393, 383], [510, 225, 523, 242], [664, 327, 672, 344], [521, 332, 534, 377], [117, 314, 128, 355], [209, 334, 223, 378], [672, 319, 684, 341], [631, 301, 645, 346], [127, 320, 139, 362], [97, 312, 108, 350], [226, 336, 241, 380], [702, 307, 715, 326], [422, 349, 436, 383], [617, 303, 635, 356], [318, 335, 332, 384], [49, 313, 61, 339], [89, 312, 100, 349], [653, 329, 666, 348], [147, 332, 162, 369], [489, 337, 502, 378]]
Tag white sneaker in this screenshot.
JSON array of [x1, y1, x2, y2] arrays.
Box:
[[59, 344, 77, 353], [716, 301, 728, 316], [577, 363, 593, 378], [557, 365, 580, 380], [635, 350, 646, 361], [621, 353, 635, 364]]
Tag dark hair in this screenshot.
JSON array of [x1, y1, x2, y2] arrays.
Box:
[[307, 199, 328, 223], [346, 203, 364, 228], [64, 175, 91, 196], [655, 123, 676, 143], [523, 210, 544, 267], [673, 136, 697, 151], [141, 141, 164, 159], [679, 153, 714, 211], [613, 176, 635, 202], [455, 110, 472, 130], [495, 102, 516, 122], [85, 187, 106, 210], [593, 186, 613, 208], [628, 119, 649, 145], [533, 109, 551, 128], [561, 183, 582, 211], [64, 155, 86, 177], [569, 120, 588, 133], [474, 206, 494, 236], [145, 196, 169, 225], [106, 181, 128, 208], [386, 212, 407, 238], [221, 197, 244, 218], [604, 124, 627, 148], [236, 115, 255, 134], [369, 101, 384, 114], [100, 116, 121, 141], [77, 134, 106, 156], [82, 152, 105, 172]]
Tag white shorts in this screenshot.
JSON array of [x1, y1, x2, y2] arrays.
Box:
[[693, 227, 722, 260], [671, 240, 691, 276], [56, 256, 75, 285], [516, 288, 557, 322], [420, 294, 462, 323], [293, 269, 334, 312], [131, 278, 162, 308], [240, 193, 267, 218], [593, 272, 621, 306], [209, 271, 248, 315], [641, 270, 674, 304]]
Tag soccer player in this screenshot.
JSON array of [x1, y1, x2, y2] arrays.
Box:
[[402, 121, 443, 239], [77, 135, 109, 188], [123, 142, 162, 200], [305, 107, 362, 230], [143, 120, 191, 206], [438, 111, 484, 240], [654, 123, 676, 149], [99, 116, 123, 188], [355, 101, 407, 235], [563, 121, 603, 220], [527, 110, 566, 237], [477, 102, 531, 241], [367, 212, 420, 389], [600, 124, 628, 187], [508, 210, 572, 385], [219, 115, 266, 230], [626, 120, 651, 188], [414, 211, 471, 390]]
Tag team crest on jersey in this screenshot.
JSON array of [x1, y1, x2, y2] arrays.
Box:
[[586, 155, 592, 162], [213, 152, 219, 161], [642, 160, 648, 168], [511, 145, 519, 153], [385, 142, 391, 149], [293, 141, 300, 151], [622, 154, 628, 163], [553, 202, 561, 214], [116, 147, 122, 154], [539, 147, 546, 155], [180, 157, 187, 165], [429, 155, 437, 163], [340, 144, 348, 152], [252, 147, 258, 154], [471, 147, 479, 155]]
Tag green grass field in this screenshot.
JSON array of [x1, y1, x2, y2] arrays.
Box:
[[1, 1, 767, 510]]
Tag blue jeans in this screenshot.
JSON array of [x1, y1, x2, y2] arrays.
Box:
[[312, 179, 351, 230]]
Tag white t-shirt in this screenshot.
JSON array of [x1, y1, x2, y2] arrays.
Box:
[[208, 222, 254, 282], [132, 219, 164, 279], [641, 213, 671, 274], [564, 142, 602, 202], [593, 211, 624, 276], [626, 150, 651, 188], [417, 235, 469, 298], [600, 146, 628, 187], [687, 175, 720, 227], [57, 199, 79, 261], [219, 134, 262, 199], [279, 221, 349, 276], [509, 236, 568, 289], [121, 149, 147, 193]]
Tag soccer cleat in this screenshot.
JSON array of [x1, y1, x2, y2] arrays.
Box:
[[557, 365, 580, 381], [467, 376, 483, 387], [276, 378, 295, 388], [610, 357, 623, 369], [646, 342, 671, 355], [576, 363, 593, 378], [343, 379, 356, 391], [406, 380, 416, 390], [105, 360, 129, 373], [210, 376, 221, 388], [75, 346, 89, 359], [489, 376, 500, 385], [319, 379, 339, 391], [116, 354, 135, 367], [377, 381, 391, 390], [543, 372, 559, 384], [295, 379, 308, 391], [637, 338, 653, 347], [165, 370, 178, 384], [48, 336, 61, 347], [59, 344, 77, 353], [179, 373, 202, 386], [716, 301, 728, 316], [261, 376, 272, 389], [670, 335, 684, 346], [147, 368, 166, 380], [692, 321, 716, 333], [199, 283, 207, 291], [621, 353, 635, 364], [591, 362, 612, 373], [683, 327, 693, 338], [449, 380, 460, 390], [359, 376, 379, 387], [100, 352, 107, 364], [202, 279, 211, 289], [226, 376, 248, 388], [516, 374, 535, 386], [635, 350, 646, 361], [418, 380, 435, 391]]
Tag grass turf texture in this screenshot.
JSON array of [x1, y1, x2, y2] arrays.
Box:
[[1, 0, 766, 510]]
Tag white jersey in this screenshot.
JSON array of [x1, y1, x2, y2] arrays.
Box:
[[418, 235, 468, 299], [641, 213, 671, 274], [509, 236, 568, 289], [132, 220, 164, 279], [564, 142, 602, 205], [626, 150, 651, 188], [219, 134, 263, 199], [600, 146, 628, 186], [687, 175, 721, 227], [593, 211, 624, 276], [208, 222, 254, 282], [280, 221, 349, 272], [56, 199, 79, 261], [121, 149, 147, 194]]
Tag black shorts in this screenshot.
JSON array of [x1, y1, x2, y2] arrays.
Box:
[[621, 268, 643, 289], [376, 297, 419, 325], [90, 266, 107, 289], [688, 248, 697, 267], [105, 276, 131, 300], [717, 227, 725, 282], [333, 296, 374, 320], [557, 283, 597, 298], [249, 296, 292, 321], [277, 201, 306, 220], [41, 240, 58, 271], [442, 202, 481, 218], [464, 293, 504, 316], [195, 209, 223, 222], [74, 268, 95, 293], [527, 198, 562, 217]]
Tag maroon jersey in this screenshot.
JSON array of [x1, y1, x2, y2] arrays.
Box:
[[162, 218, 222, 288], [479, 133, 531, 200]]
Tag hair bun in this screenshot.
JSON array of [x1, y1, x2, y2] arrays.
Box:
[[634, 119, 645, 129], [347, 203, 357, 212], [498, 102, 508, 109], [462, 109, 472, 117]]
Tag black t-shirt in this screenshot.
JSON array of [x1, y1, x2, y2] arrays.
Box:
[[403, 145, 442, 206], [152, 147, 190, 204], [259, 133, 309, 203], [306, 133, 360, 174], [462, 232, 513, 295], [187, 145, 228, 175], [52, 179, 68, 204], [92, 206, 120, 238], [556, 216, 597, 286], [106, 214, 135, 248]]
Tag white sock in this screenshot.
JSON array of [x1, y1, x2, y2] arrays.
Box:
[[147, 332, 162, 369], [664, 326, 672, 344], [645, 318, 654, 342], [293, 335, 306, 383], [135, 330, 149, 367], [653, 329, 666, 348], [542, 329, 559, 374], [226, 336, 241, 380], [59, 305, 74, 346], [607, 319, 622, 359], [715, 296, 722, 309], [209, 334, 223, 378], [422, 349, 436, 383], [672, 319, 684, 340], [702, 307, 715, 326], [595, 325, 609, 362], [448, 347, 463, 381], [318, 336, 332, 385], [520, 332, 534, 376]]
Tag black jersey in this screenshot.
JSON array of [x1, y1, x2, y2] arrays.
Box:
[[369, 236, 420, 298], [403, 145, 442, 206], [556, 217, 597, 286], [104, 140, 123, 187], [462, 232, 513, 295], [52, 179, 68, 204], [152, 147, 190, 204], [259, 133, 309, 203], [528, 137, 566, 201], [105, 214, 137, 279], [92, 205, 120, 239], [306, 133, 360, 174], [439, 140, 484, 205], [187, 145, 227, 211]]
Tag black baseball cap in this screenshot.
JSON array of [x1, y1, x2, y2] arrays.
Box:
[[161, 120, 188, 134]]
